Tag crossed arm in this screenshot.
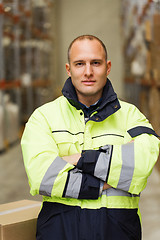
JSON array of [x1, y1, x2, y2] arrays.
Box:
[[62, 133, 159, 197], [21, 108, 160, 200], [62, 153, 112, 191]]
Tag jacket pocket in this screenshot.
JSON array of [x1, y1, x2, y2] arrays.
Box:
[[52, 131, 83, 156]]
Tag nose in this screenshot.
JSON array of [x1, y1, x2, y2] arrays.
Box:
[[84, 63, 93, 78]]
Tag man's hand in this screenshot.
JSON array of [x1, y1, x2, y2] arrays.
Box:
[[103, 182, 111, 190], [62, 153, 81, 165]]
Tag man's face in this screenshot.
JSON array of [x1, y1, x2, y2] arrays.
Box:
[[66, 39, 111, 106]]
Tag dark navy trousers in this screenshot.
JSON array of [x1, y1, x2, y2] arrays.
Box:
[[36, 202, 141, 240]]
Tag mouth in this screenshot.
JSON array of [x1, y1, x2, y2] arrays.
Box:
[[82, 80, 96, 86]]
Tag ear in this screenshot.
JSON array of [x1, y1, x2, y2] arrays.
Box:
[[66, 63, 71, 77], [106, 60, 111, 76]]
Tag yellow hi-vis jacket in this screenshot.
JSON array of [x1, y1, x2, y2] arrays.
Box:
[[21, 78, 160, 210]]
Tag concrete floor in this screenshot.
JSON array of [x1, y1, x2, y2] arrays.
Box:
[[0, 143, 160, 239]]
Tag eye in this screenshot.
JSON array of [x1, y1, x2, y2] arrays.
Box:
[[92, 61, 101, 66], [75, 62, 84, 67]]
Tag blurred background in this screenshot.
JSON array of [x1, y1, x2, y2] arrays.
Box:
[[0, 0, 159, 239]]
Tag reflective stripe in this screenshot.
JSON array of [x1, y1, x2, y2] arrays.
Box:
[[65, 169, 82, 198], [39, 156, 67, 196], [117, 142, 135, 192], [102, 187, 140, 197], [94, 148, 111, 181]]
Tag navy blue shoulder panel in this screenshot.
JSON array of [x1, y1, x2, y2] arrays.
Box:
[[127, 126, 159, 138]]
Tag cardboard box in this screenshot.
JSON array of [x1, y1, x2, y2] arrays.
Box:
[[0, 200, 41, 240], [145, 20, 152, 42], [153, 14, 160, 45]]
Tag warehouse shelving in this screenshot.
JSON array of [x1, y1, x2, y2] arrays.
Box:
[[121, 0, 160, 170], [0, 0, 55, 151]]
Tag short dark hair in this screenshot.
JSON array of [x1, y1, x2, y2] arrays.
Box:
[[67, 35, 108, 63]]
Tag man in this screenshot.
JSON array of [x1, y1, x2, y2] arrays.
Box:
[[21, 35, 160, 240]]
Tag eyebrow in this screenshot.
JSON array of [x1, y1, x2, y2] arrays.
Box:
[[91, 59, 103, 63], [73, 60, 84, 64]]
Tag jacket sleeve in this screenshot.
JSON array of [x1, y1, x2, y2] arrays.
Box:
[[77, 106, 160, 195], [21, 108, 101, 200]]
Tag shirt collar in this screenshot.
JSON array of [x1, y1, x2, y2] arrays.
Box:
[[79, 98, 102, 118]]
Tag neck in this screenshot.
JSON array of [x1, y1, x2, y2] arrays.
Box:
[[75, 88, 103, 107], [78, 96, 101, 107]]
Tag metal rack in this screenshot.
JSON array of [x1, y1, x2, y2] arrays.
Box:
[[0, 0, 55, 151]]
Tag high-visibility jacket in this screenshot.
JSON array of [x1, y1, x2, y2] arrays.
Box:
[[21, 78, 160, 211]]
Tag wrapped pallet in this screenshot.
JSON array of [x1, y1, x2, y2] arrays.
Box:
[[4, 94, 20, 145]]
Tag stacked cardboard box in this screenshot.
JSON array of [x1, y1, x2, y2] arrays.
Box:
[[150, 43, 160, 83], [0, 200, 41, 240], [149, 87, 160, 135], [153, 14, 160, 45]]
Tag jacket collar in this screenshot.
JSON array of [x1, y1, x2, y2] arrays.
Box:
[[62, 77, 121, 122]]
